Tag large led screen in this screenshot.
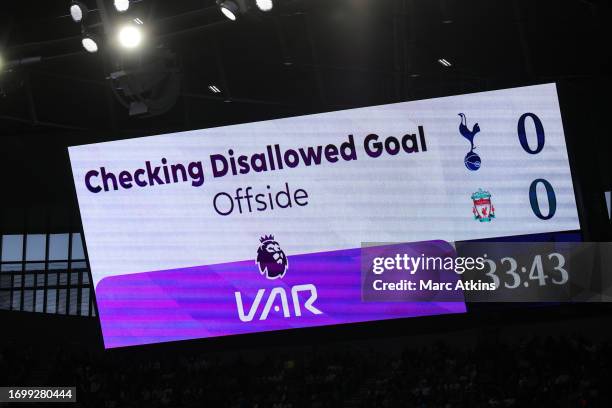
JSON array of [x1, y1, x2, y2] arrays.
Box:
[[69, 83, 580, 348]]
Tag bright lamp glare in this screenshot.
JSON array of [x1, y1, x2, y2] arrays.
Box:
[[255, 0, 273, 11], [118, 25, 142, 49], [114, 0, 130, 12], [220, 6, 237, 21], [82, 37, 98, 53], [70, 3, 84, 22]]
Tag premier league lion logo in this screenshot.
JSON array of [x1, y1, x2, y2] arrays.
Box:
[[256, 235, 288, 279]]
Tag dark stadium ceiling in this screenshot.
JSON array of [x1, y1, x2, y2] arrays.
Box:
[[0, 0, 609, 137]]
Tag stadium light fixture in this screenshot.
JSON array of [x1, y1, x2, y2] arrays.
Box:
[[217, 0, 239, 21], [217, 0, 271, 21], [81, 34, 99, 53], [114, 0, 130, 13], [255, 0, 274, 12], [118, 24, 143, 49], [70, 1, 88, 23], [438, 58, 452, 67]]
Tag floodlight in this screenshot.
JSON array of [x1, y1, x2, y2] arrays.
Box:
[[118, 24, 142, 49], [70, 1, 88, 23], [255, 0, 273, 12], [81, 34, 99, 53], [218, 0, 239, 21], [114, 0, 130, 12]]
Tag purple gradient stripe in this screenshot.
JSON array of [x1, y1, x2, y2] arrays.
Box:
[[96, 244, 466, 348]]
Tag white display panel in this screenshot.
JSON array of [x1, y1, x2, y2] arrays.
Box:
[[69, 83, 579, 288]]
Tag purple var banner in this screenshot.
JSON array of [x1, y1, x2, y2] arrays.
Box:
[[96, 242, 465, 348]]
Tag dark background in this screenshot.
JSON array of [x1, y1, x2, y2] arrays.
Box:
[[0, 1, 612, 406]]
